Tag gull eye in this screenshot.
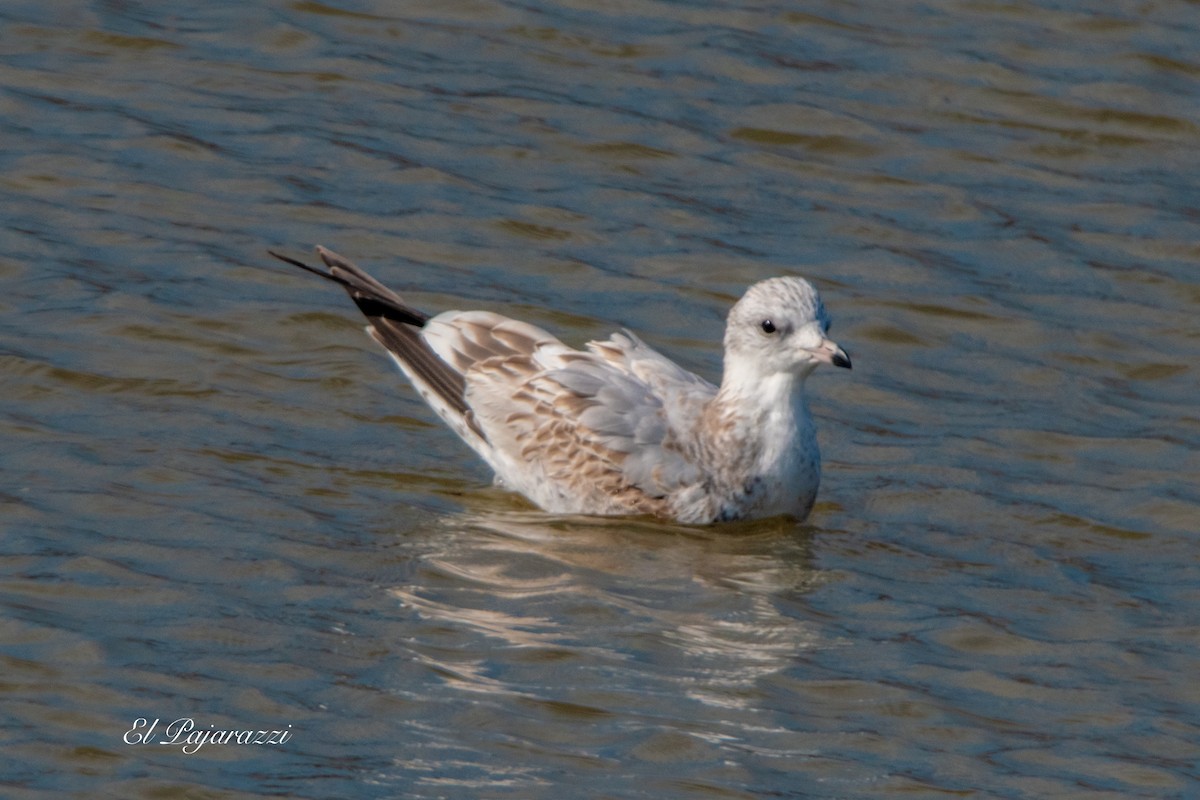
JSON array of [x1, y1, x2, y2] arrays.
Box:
[[760, 319, 777, 335]]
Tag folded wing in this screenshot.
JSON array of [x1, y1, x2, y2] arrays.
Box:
[[273, 246, 714, 517]]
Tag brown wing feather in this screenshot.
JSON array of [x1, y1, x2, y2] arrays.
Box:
[[464, 355, 683, 517]]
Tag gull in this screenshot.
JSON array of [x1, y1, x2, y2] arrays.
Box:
[[270, 246, 851, 524]]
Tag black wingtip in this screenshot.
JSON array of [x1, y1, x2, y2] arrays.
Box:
[[269, 246, 431, 328], [268, 249, 341, 284]]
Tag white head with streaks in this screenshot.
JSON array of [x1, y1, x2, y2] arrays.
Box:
[[722, 277, 851, 386]]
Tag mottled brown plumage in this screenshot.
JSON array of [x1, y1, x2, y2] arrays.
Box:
[[272, 246, 850, 523]]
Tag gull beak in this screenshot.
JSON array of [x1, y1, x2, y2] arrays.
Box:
[[811, 337, 852, 370]]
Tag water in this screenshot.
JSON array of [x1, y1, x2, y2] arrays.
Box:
[[2, 0, 1197, 797]]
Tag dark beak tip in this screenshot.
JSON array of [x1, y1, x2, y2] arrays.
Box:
[[832, 351, 852, 370]]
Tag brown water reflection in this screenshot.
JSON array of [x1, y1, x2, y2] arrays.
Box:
[[2, 0, 1198, 797]]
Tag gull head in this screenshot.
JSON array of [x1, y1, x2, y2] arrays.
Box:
[[723, 277, 851, 383]]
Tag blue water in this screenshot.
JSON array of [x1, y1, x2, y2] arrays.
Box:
[[1, 1, 1197, 797]]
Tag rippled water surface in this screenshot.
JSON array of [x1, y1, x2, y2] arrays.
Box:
[[2, 1, 1198, 797]]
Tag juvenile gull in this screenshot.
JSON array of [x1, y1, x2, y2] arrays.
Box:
[[270, 247, 851, 524]]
